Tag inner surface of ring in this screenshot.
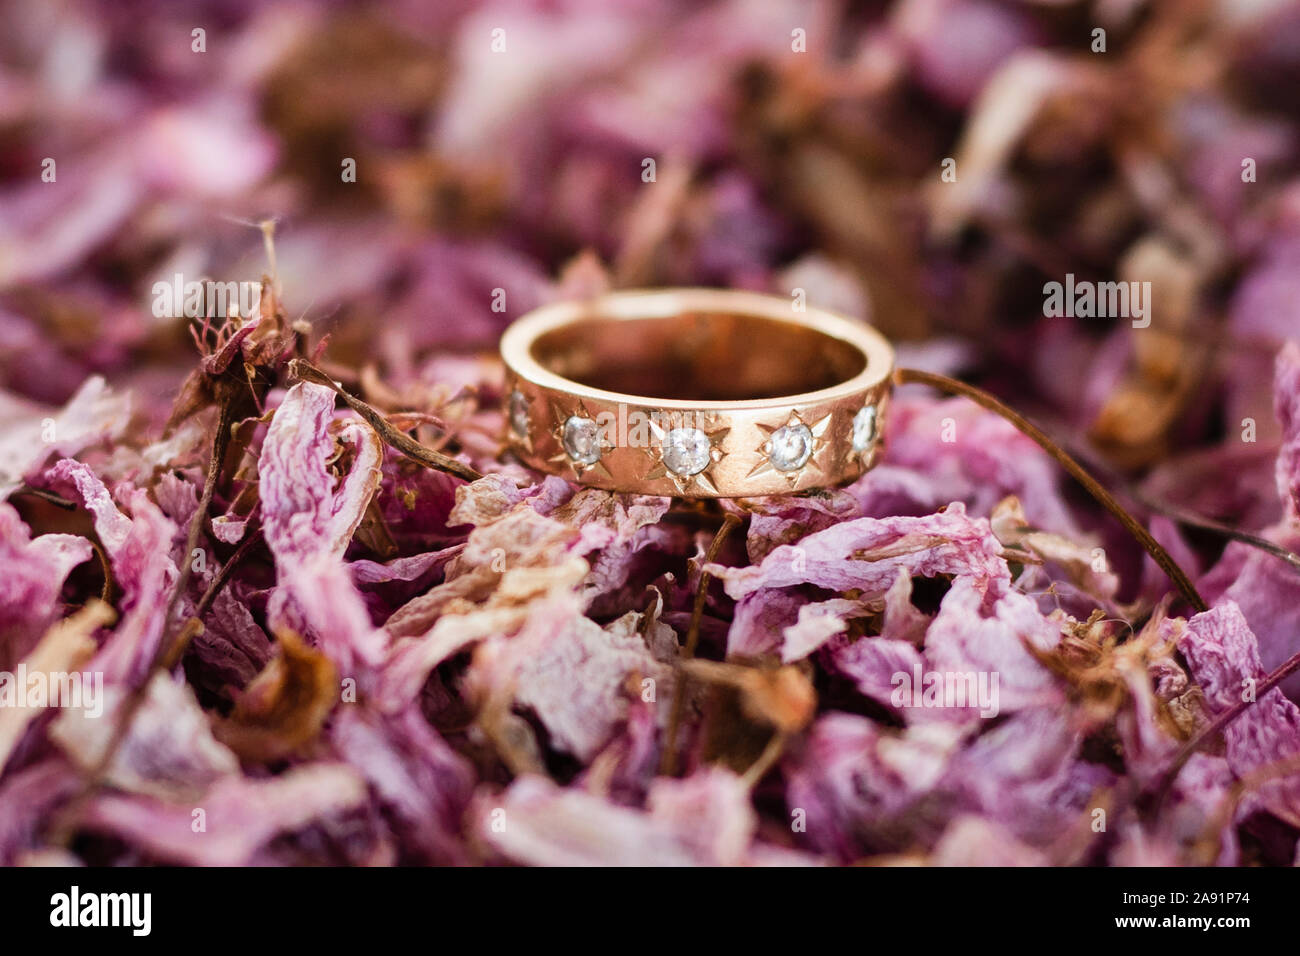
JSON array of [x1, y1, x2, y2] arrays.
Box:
[[530, 312, 868, 401]]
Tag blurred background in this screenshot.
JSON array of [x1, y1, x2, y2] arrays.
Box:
[[1, 0, 1298, 531]]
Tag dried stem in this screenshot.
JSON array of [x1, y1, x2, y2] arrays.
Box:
[[162, 525, 264, 670], [1055, 437, 1300, 575], [94, 400, 234, 774], [289, 359, 483, 483], [1128, 490, 1300, 573], [1146, 646, 1300, 814], [12, 485, 78, 509], [895, 367, 1207, 613], [161, 401, 235, 656], [659, 511, 742, 776], [741, 730, 788, 788], [50, 399, 236, 843]]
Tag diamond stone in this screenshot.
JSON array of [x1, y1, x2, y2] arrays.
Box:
[[851, 405, 877, 452], [768, 423, 813, 472], [562, 415, 602, 466], [508, 390, 530, 437], [662, 427, 711, 476]]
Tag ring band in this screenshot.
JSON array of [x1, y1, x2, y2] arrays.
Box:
[[499, 289, 894, 497]]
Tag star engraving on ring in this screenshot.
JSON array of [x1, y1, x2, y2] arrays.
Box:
[[549, 400, 614, 480], [643, 411, 729, 495], [748, 410, 832, 483]]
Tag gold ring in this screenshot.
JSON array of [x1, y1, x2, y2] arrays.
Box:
[[499, 289, 894, 497]]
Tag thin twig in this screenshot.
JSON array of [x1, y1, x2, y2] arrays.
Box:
[[896, 367, 1207, 613], [158, 400, 236, 661], [162, 525, 264, 670], [49, 400, 237, 844], [1129, 490, 1300, 573], [289, 359, 483, 483], [659, 512, 742, 776], [12, 485, 78, 509], [741, 730, 788, 788], [1146, 646, 1300, 814], [92, 400, 234, 777], [1055, 436, 1300, 575]]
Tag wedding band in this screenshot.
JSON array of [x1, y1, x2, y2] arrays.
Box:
[[499, 289, 894, 497]]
